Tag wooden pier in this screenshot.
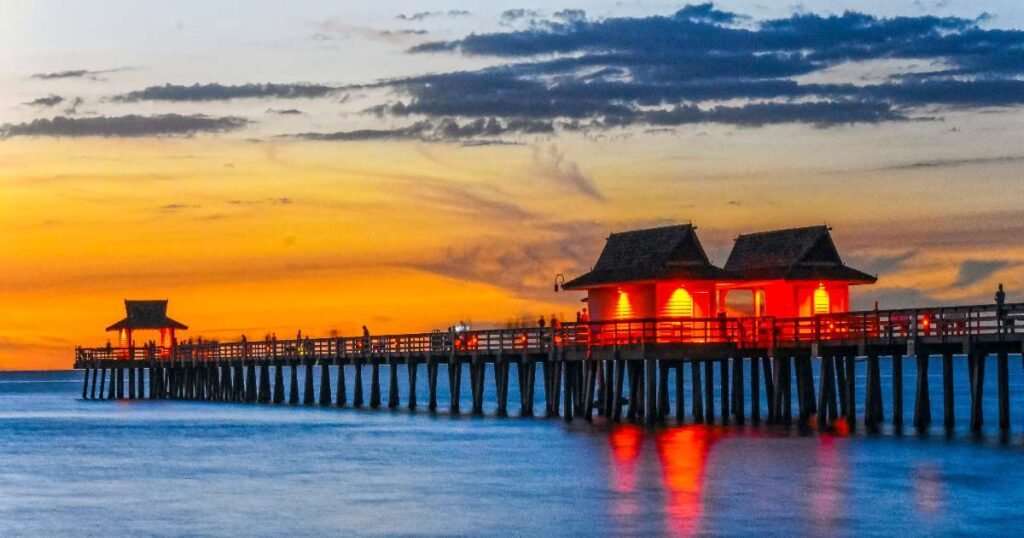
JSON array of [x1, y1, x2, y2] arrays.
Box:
[[74, 302, 1024, 436]]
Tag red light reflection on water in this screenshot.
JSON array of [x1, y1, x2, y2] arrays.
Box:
[[808, 434, 845, 530], [655, 426, 718, 536], [608, 425, 645, 521]]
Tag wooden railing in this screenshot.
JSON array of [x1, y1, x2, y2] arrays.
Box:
[[75, 302, 1024, 364]]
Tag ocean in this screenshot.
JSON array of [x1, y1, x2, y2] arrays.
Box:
[[2, 361, 1024, 537]]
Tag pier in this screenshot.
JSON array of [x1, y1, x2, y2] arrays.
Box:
[[74, 301, 1024, 436]]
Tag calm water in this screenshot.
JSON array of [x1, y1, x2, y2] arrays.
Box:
[[2, 360, 1024, 537]]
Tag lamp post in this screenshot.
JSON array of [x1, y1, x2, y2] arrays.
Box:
[[554, 274, 565, 293]]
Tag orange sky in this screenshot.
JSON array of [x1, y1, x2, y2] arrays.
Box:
[[2, 131, 1022, 370], [3, 3, 1024, 369]]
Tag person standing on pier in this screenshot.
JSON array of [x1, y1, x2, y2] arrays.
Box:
[[362, 325, 370, 353]]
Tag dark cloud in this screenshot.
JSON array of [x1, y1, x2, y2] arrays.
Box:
[[554, 9, 587, 23], [954, 260, 1010, 287], [24, 95, 64, 107], [30, 67, 128, 80], [267, 108, 304, 115], [0, 114, 249, 138], [396, 10, 470, 21], [501, 9, 543, 24], [115, 83, 341, 102], [286, 117, 553, 143], [388, 6, 1024, 135], [874, 154, 1024, 171], [63, 97, 85, 115]]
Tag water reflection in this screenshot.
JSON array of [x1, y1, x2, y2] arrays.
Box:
[[913, 463, 944, 515], [608, 425, 644, 522], [656, 427, 718, 536], [809, 435, 846, 532]]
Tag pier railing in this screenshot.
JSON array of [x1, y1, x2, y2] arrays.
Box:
[[75, 301, 1024, 365]]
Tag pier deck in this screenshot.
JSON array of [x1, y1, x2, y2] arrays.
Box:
[[73, 302, 1024, 434]]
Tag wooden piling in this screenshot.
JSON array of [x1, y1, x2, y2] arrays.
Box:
[[370, 358, 381, 409], [613, 359, 626, 422], [733, 357, 745, 426], [563, 360, 574, 422], [626, 362, 639, 421], [406, 356, 417, 411], [647, 360, 663, 424], [675, 363, 685, 424], [258, 361, 271, 404], [82, 366, 91, 399], [337, 360, 348, 407], [289, 363, 300, 405], [942, 353, 954, 431], [913, 354, 931, 431], [320, 362, 332, 406], [427, 358, 438, 412], [245, 363, 257, 403], [690, 360, 703, 424], [303, 361, 315, 405], [583, 361, 597, 422], [844, 356, 856, 432], [719, 358, 729, 426], [970, 353, 985, 435], [495, 357, 508, 417], [998, 348, 1009, 432], [449, 360, 462, 414], [98, 366, 107, 400], [704, 360, 715, 424], [388, 357, 399, 410], [128, 362, 136, 400], [273, 363, 285, 404], [750, 356, 760, 425], [471, 355, 484, 416], [781, 357, 792, 427], [892, 354, 904, 429]]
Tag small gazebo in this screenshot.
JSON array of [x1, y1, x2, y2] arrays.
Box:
[[106, 300, 187, 352]]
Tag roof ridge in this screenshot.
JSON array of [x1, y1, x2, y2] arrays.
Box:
[[734, 224, 827, 240]]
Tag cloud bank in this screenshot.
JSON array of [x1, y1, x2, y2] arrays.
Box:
[[0, 115, 249, 138]]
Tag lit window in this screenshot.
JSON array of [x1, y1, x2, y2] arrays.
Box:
[[813, 284, 830, 314], [615, 290, 635, 319], [662, 287, 694, 318]]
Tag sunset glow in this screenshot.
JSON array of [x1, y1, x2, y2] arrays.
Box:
[[2, 1, 1023, 369]]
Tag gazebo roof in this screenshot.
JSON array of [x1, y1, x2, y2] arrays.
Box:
[[563, 224, 733, 289], [106, 300, 188, 332], [724, 225, 876, 283]]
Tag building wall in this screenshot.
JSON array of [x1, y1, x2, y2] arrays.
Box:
[[588, 281, 719, 322]]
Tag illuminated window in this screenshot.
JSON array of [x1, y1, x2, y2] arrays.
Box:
[[813, 284, 830, 314], [662, 287, 694, 318], [615, 290, 635, 319]]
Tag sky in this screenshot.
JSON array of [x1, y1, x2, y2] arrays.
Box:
[[2, 0, 1023, 369]]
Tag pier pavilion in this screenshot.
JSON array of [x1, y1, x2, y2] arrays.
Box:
[[721, 225, 876, 318], [106, 300, 187, 358]]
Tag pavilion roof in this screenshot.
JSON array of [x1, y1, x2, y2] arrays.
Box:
[[106, 300, 188, 331], [563, 224, 733, 289], [724, 225, 876, 283]]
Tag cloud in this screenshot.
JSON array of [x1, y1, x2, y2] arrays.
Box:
[[0, 114, 249, 138], [500, 9, 543, 24], [267, 108, 304, 115], [30, 67, 128, 80], [387, 6, 1024, 136], [412, 220, 606, 299], [396, 10, 470, 21], [954, 260, 1010, 287], [24, 95, 64, 107], [115, 83, 341, 102], [532, 144, 604, 200], [874, 154, 1024, 171], [63, 97, 85, 115], [286, 117, 553, 143]]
